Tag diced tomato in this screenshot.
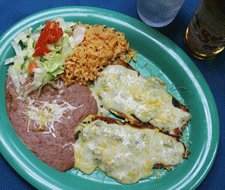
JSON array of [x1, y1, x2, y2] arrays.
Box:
[[33, 20, 63, 57], [32, 44, 51, 57], [28, 61, 38, 75]]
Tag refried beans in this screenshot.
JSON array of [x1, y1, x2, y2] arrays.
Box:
[[5, 76, 98, 172]]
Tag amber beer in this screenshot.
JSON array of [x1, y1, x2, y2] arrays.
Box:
[[184, 0, 225, 60]]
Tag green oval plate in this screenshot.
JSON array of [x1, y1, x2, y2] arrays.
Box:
[[0, 7, 220, 190]]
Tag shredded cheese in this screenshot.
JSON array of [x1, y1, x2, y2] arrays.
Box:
[[23, 97, 83, 137], [91, 65, 191, 134]]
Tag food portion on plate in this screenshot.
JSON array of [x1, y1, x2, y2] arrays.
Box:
[[4, 17, 191, 183], [91, 65, 191, 138], [5, 77, 98, 171], [62, 23, 137, 86], [74, 115, 188, 184]]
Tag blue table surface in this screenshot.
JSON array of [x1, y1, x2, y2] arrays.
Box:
[[0, 0, 224, 189]]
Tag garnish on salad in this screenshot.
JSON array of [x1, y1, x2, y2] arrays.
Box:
[[33, 20, 63, 57], [4, 17, 86, 99]]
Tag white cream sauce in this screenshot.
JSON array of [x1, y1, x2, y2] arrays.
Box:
[[91, 65, 191, 134], [74, 119, 185, 184]]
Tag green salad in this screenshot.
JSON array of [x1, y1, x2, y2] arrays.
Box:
[[5, 17, 86, 99]]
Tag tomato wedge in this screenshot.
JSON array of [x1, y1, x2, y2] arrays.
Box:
[[33, 20, 63, 57]]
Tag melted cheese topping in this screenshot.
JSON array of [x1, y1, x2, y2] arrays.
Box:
[[91, 65, 191, 134], [23, 98, 83, 137], [74, 119, 185, 184]]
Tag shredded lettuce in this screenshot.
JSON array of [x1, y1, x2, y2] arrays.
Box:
[[42, 34, 73, 77], [5, 28, 34, 66], [26, 38, 35, 58], [13, 28, 32, 44], [23, 66, 47, 99], [34, 25, 45, 34], [42, 54, 65, 75], [31, 33, 41, 42], [8, 65, 22, 94], [54, 17, 76, 33], [69, 25, 86, 48], [5, 17, 84, 100], [10, 41, 24, 66], [4, 57, 14, 65], [7, 63, 28, 95]]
